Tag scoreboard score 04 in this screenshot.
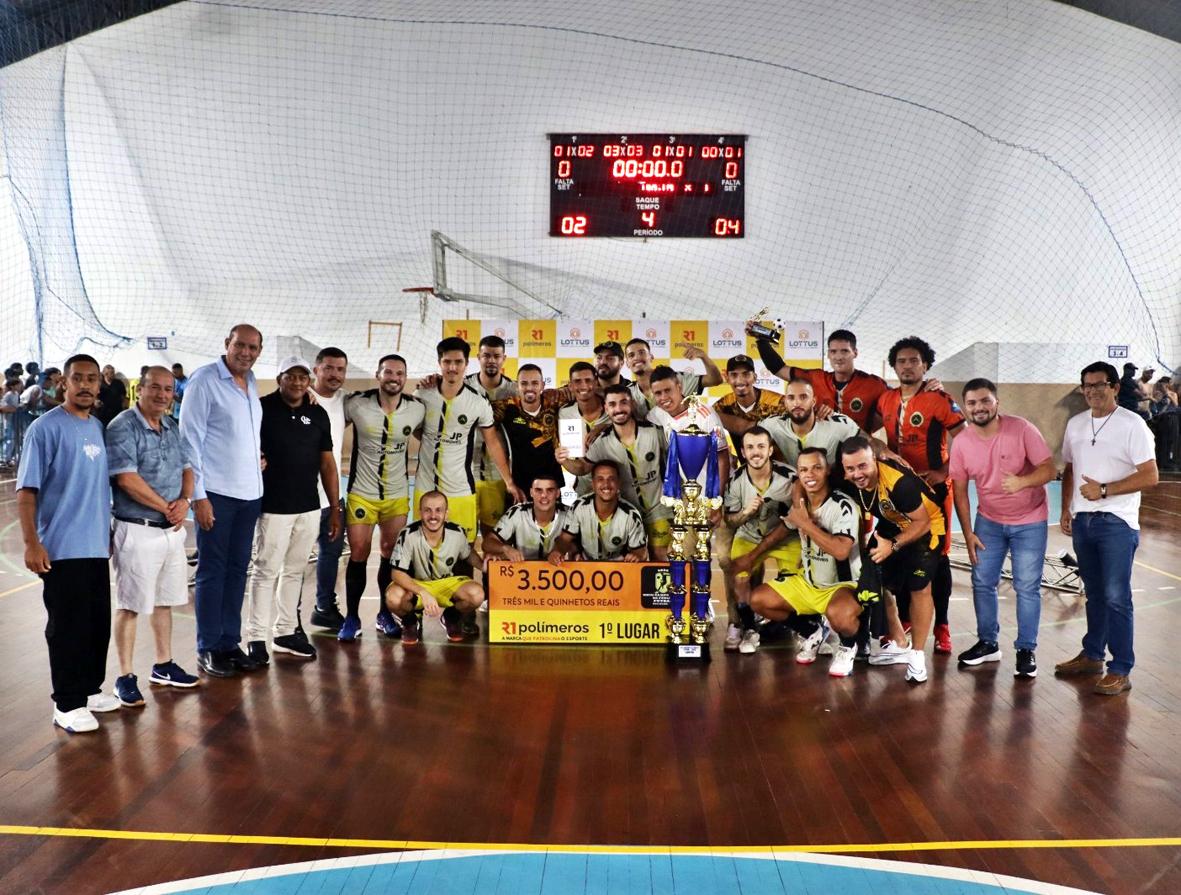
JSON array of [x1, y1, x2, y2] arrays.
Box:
[[549, 133, 746, 239]]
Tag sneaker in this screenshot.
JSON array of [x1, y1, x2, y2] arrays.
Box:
[[311, 604, 345, 630], [115, 674, 145, 708], [738, 629, 760, 654], [868, 638, 912, 666], [818, 630, 839, 657], [273, 633, 317, 659], [440, 608, 464, 643], [958, 640, 1001, 666], [401, 613, 420, 645], [1015, 649, 1037, 679], [87, 692, 121, 713], [1094, 673, 1131, 696], [1054, 651, 1103, 676], [337, 615, 362, 642], [246, 640, 270, 667], [461, 614, 480, 640], [829, 644, 857, 678], [723, 624, 743, 652], [375, 609, 403, 639], [53, 707, 98, 733], [905, 649, 928, 683], [795, 619, 831, 665], [150, 661, 199, 688], [934, 623, 952, 654]]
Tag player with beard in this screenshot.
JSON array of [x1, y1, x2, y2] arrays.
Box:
[[713, 354, 786, 444], [723, 426, 798, 654], [624, 338, 722, 419], [558, 362, 610, 497], [872, 336, 964, 654], [758, 378, 861, 468], [593, 340, 631, 390], [490, 363, 565, 494], [484, 475, 571, 561], [558, 384, 670, 560], [338, 354, 425, 642], [463, 336, 517, 537]]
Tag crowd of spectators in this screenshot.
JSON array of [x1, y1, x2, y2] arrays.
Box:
[[1118, 362, 1178, 471]]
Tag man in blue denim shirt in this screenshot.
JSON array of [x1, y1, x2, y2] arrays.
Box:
[[107, 366, 201, 706], [180, 324, 266, 678]]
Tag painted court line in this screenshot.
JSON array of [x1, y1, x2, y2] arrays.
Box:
[[2, 823, 1180, 854]]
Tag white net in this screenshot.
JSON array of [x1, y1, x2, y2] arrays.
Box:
[[0, 0, 1177, 379]]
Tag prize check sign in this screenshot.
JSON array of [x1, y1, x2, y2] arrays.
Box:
[[488, 561, 671, 644]]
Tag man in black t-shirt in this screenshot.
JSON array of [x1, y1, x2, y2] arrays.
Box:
[[95, 364, 127, 427], [492, 362, 565, 493], [242, 357, 341, 663]]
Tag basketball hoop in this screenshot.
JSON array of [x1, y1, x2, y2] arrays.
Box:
[[403, 286, 436, 324]]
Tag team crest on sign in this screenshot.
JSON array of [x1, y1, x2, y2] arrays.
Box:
[[909, 411, 924, 427]]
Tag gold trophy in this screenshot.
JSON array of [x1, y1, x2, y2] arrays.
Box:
[[744, 306, 785, 344]]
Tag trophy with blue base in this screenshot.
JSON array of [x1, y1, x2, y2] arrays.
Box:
[[661, 402, 722, 663]]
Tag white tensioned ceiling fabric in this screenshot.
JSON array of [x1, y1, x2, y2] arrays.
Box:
[[2, 0, 1177, 374]]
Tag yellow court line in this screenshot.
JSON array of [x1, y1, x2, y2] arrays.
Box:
[[1133, 560, 1181, 584], [0, 580, 38, 599], [0, 825, 1179, 854]]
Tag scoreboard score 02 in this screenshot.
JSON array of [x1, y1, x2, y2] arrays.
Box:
[[549, 133, 746, 238]]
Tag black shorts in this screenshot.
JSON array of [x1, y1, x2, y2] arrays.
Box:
[[876, 534, 944, 594]]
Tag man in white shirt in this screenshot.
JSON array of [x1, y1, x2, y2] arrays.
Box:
[[309, 347, 349, 631], [1055, 362, 1158, 696]]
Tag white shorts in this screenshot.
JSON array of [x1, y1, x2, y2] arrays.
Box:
[[111, 520, 189, 614]]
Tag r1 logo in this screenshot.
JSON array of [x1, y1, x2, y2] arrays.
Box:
[[532, 328, 544, 340], [455, 328, 469, 341], [682, 330, 695, 341], [500, 621, 517, 635], [606, 329, 619, 340]]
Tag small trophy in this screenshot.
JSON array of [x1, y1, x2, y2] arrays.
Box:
[[661, 399, 722, 663], [744, 306, 785, 344]]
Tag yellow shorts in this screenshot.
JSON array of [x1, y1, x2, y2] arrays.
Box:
[[346, 492, 409, 526], [768, 573, 852, 616], [476, 479, 508, 529], [645, 516, 672, 548], [409, 576, 472, 609], [446, 493, 479, 544], [730, 536, 801, 579]]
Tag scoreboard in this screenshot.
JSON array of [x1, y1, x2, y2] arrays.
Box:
[[549, 133, 746, 238]]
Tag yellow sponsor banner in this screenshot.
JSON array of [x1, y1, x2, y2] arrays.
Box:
[[490, 611, 666, 644], [594, 320, 631, 348], [669, 320, 707, 353], [443, 319, 479, 344], [518, 319, 557, 357]]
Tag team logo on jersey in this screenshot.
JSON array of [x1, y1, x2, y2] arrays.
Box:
[[612, 536, 622, 545], [909, 411, 924, 427], [850, 397, 864, 412], [645, 451, 656, 462], [300, 415, 311, 425], [458, 414, 468, 425], [880, 498, 897, 516], [403, 425, 412, 435], [354, 508, 365, 519], [446, 556, 454, 566]]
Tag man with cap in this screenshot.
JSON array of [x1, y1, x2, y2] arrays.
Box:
[[1117, 363, 1142, 414], [713, 354, 787, 444], [243, 356, 340, 663], [594, 340, 631, 390]]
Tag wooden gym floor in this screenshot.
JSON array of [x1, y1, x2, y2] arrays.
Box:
[[0, 476, 1178, 894]]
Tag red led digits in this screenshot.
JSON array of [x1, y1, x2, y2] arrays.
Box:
[[610, 159, 685, 179], [713, 218, 741, 236], [724, 161, 739, 179], [557, 160, 571, 177], [560, 215, 588, 235], [641, 211, 656, 227]]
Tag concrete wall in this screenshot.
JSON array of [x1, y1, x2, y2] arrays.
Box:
[[943, 381, 1087, 464]]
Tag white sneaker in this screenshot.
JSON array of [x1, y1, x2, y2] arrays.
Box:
[[818, 629, 839, 657], [868, 638, 912, 666], [723, 624, 743, 652], [796, 619, 831, 665], [828, 644, 857, 677], [87, 692, 121, 713], [53, 707, 99, 733], [738, 629, 760, 654], [905, 649, 928, 683]]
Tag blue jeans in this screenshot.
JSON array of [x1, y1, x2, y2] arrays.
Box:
[[1072, 511, 1139, 676], [194, 492, 262, 653], [971, 515, 1047, 651], [315, 501, 345, 611]]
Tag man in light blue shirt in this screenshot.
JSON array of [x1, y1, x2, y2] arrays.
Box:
[[180, 324, 266, 678], [17, 354, 119, 733]]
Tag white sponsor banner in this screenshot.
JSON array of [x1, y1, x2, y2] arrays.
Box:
[[556, 319, 594, 358]]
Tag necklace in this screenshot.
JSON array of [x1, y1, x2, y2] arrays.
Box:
[[855, 484, 878, 516], [1090, 411, 1115, 446]]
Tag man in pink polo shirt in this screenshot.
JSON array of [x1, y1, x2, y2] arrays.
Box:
[[949, 378, 1057, 678]]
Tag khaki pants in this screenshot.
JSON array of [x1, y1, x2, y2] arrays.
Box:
[[244, 509, 320, 641]]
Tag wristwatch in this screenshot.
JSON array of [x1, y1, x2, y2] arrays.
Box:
[[890, 538, 899, 554], [1100, 483, 1108, 499]]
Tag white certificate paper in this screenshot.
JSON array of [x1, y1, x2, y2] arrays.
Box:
[[559, 419, 584, 458]]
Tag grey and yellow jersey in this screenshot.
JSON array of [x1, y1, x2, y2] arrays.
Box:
[[724, 462, 796, 544], [415, 383, 495, 497], [491, 501, 570, 559], [391, 519, 472, 581], [562, 495, 647, 560], [799, 490, 861, 587], [465, 372, 516, 483], [760, 412, 860, 467], [585, 422, 669, 521], [343, 390, 425, 500]]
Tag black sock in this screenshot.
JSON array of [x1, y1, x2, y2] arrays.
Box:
[[787, 614, 819, 638], [736, 603, 757, 630], [856, 613, 870, 649], [840, 634, 858, 647], [934, 556, 951, 626], [345, 560, 367, 619], [377, 557, 393, 612]]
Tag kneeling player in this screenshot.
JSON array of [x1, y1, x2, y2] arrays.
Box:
[[384, 491, 484, 644], [551, 461, 648, 563], [483, 475, 570, 561], [749, 448, 865, 676]]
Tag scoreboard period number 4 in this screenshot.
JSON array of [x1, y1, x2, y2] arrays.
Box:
[[550, 133, 746, 239]]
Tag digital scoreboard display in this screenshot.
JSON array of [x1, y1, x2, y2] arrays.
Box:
[[549, 133, 746, 238]]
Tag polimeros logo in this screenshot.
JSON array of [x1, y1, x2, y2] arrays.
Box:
[[560, 325, 591, 349], [909, 411, 924, 427], [787, 327, 820, 350]]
